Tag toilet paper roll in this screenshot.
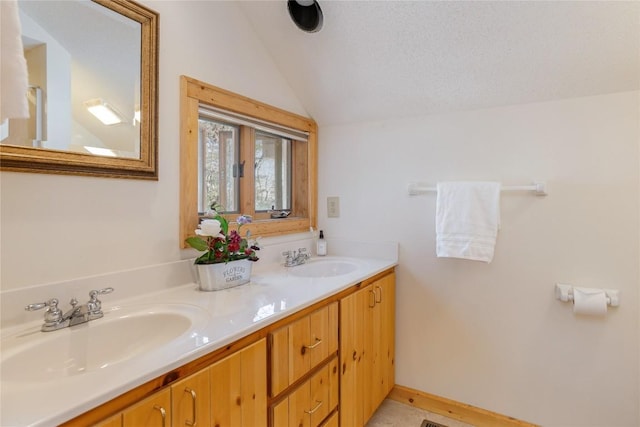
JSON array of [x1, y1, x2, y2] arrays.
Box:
[[573, 287, 608, 316]]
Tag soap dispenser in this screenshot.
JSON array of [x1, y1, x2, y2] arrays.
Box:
[[317, 230, 327, 256]]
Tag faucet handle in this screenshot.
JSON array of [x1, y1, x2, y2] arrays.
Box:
[[87, 287, 114, 316], [25, 298, 63, 325], [89, 287, 114, 299], [25, 298, 59, 312]]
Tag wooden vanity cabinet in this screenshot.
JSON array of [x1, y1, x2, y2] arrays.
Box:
[[340, 271, 395, 426], [70, 268, 395, 427]]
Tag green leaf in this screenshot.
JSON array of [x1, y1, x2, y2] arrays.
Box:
[[217, 215, 229, 235], [195, 252, 211, 264], [185, 236, 208, 251]]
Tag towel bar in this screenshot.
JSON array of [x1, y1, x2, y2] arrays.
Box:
[[408, 182, 547, 196]]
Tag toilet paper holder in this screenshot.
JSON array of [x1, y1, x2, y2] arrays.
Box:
[[555, 283, 620, 307]]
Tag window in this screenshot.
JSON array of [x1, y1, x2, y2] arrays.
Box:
[[180, 76, 317, 246], [254, 130, 292, 212], [198, 118, 240, 213]]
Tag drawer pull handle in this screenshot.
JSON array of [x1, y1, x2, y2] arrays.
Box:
[[375, 285, 382, 303], [185, 387, 197, 426], [305, 400, 323, 415], [153, 405, 167, 427], [305, 337, 323, 349]]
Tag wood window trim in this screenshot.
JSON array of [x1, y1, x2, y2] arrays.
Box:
[[180, 76, 318, 248]]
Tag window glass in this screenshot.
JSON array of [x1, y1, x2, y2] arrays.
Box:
[[255, 130, 291, 212], [198, 118, 239, 213]]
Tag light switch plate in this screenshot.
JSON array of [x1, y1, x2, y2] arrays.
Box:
[[327, 196, 340, 218]]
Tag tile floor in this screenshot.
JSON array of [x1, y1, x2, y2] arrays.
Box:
[[366, 399, 475, 427]]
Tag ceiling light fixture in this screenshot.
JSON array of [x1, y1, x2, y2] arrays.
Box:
[[287, 0, 323, 33], [84, 98, 123, 125]]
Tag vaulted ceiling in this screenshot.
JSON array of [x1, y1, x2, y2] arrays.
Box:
[[239, 1, 640, 126]]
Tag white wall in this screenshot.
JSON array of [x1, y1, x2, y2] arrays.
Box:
[[0, 0, 306, 290], [318, 91, 639, 426], [19, 10, 72, 147]]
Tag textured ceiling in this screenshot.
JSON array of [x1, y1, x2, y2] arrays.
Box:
[[239, 1, 640, 126]]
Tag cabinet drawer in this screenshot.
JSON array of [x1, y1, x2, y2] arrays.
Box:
[[271, 357, 339, 427], [270, 302, 338, 397]]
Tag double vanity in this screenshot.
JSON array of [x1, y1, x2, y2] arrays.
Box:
[[0, 251, 397, 427]]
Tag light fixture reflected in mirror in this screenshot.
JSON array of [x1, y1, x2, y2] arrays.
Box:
[[84, 98, 123, 125]]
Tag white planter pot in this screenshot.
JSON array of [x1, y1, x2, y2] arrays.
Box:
[[196, 259, 253, 291]]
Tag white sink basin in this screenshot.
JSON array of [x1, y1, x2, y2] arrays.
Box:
[[288, 259, 359, 278], [1, 303, 208, 382]]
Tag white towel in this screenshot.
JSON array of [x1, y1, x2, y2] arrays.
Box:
[[436, 181, 501, 263], [1, 0, 29, 122]]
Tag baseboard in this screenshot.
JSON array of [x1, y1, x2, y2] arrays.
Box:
[[388, 385, 539, 427]]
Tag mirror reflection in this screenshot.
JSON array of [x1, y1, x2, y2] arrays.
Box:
[[2, 0, 141, 159]]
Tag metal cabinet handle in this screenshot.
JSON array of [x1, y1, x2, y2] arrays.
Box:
[[368, 289, 376, 308], [304, 337, 323, 349], [153, 405, 167, 427], [185, 387, 197, 426], [375, 285, 382, 303], [304, 400, 323, 414]]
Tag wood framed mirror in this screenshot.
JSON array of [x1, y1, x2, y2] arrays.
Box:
[[0, 0, 158, 179]]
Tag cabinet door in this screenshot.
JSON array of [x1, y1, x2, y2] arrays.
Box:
[[378, 272, 396, 402], [122, 388, 171, 427], [339, 285, 369, 427], [365, 272, 396, 423], [340, 270, 396, 427], [211, 338, 267, 427], [171, 367, 210, 427], [241, 339, 268, 426]]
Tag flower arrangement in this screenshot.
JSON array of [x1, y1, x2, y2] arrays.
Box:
[[186, 210, 259, 265]]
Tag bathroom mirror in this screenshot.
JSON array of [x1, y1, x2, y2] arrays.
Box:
[[0, 0, 158, 179]]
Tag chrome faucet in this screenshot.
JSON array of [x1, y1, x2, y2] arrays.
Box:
[[25, 287, 114, 332], [282, 248, 310, 267]]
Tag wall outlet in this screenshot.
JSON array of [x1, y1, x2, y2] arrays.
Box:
[[327, 196, 340, 218]]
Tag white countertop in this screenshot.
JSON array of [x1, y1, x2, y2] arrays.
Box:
[[0, 255, 396, 427]]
